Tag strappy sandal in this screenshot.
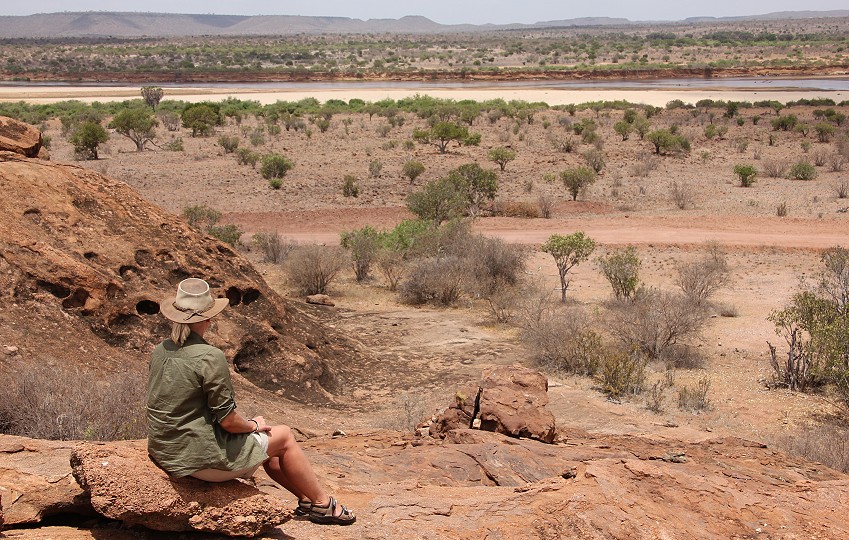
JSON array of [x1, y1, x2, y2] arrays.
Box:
[[294, 499, 311, 516], [308, 496, 356, 525]]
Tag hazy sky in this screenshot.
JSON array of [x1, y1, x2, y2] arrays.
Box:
[[2, 1, 848, 25]]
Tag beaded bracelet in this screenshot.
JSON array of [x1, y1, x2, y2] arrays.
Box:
[[248, 418, 259, 433]]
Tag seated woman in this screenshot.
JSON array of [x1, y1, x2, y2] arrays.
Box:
[[147, 278, 355, 525]]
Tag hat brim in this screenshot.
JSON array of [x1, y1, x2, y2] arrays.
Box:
[[159, 297, 229, 323]]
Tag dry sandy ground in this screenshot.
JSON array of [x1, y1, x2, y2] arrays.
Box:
[[15, 84, 849, 456]]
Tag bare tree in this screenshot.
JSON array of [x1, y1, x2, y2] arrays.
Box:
[[141, 86, 164, 110]]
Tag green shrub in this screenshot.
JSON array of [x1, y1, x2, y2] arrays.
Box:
[[787, 161, 818, 180], [402, 160, 425, 184], [733, 164, 757, 187], [340, 226, 380, 281], [597, 246, 641, 300], [596, 350, 647, 399], [260, 153, 294, 180], [560, 166, 596, 201], [207, 224, 243, 246], [342, 175, 359, 198], [218, 135, 239, 153], [183, 205, 221, 230]]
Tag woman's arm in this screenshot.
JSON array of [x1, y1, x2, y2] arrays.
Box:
[[219, 411, 272, 434]]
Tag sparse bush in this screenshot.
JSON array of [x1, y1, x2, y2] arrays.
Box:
[[398, 255, 467, 306], [582, 149, 605, 173], [162, 136, 184, 151], [537, 195, 554, 219], [787, 160, 818, 180], [733, 164, 757, 187], [645, 381, 665, 413], [813, 150, 829, 167], [675, 243, 729, 305], [773, 425, 849, 473], [183, 204, 221, 230], [340, 226, 380, 281], [342, 175, 360, 198], [368, 159, 383, 178], [597, 247, 641, 300], [631, 154, 659, 177], [677, 377, 711, 412], [671, 181, 694, 209], [0, 363, 146, 441], [551, 136, 577, 153], [776, 201, 788, 217], [236, 147, 260, 168], [285, 244, 347, 295], [837, 182, 848, 199], [830, 154, 846, 172], [762, 159, 788, 178], [596, 349, 647, 399], [607, 288, 710, 361], [207, 223, 243, 246], [402, 160, 425, 184], [491, 200, 539, 218], [260, 153, 294, 180], [518, 295, 604, 377], [252, 231, 294, 263], [218, 134, 239, 153]]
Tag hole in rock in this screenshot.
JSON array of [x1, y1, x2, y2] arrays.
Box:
[[62, 289, 90, 309], [226, 287, 242, 307], [136, 300, 160, 315], [119, 265, 139, 278], [134, 249, 152, 267], [83, 252, 98, 260], [37, 280, 71, 299], [242, 288, 261, 305]]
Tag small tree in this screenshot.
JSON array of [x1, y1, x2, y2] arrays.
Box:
[[141, 86, 164, 110], [598, 246, 641, 300], [181, 104, 221, 137], [413, 121, 479, 154], [109, 108, 157, 151], [260, 154, 294, 180], [541, 232, 597, 303], [285, 245, 347, 295], [69, 121, 108, 160], [613, 121, 633, 141], [488, 147, 516, 171], [733, 164, 758, 187], [340, 226, 380, 282], [447, 163, 498, 216], [647, 129, 690, 155], [560, 166, 596, 201], [402, 160, 425, 184], [406, 177, 466, 224]]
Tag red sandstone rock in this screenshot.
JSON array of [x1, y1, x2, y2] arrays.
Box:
[[70, 443, 290, 537], [431, 365, 557, 443], [0, 117, 42, 158]]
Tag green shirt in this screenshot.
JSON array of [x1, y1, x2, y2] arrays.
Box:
[[146, 332, 267, 477]]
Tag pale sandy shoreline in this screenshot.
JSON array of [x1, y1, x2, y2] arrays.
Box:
[[0, 84, 846, 107]]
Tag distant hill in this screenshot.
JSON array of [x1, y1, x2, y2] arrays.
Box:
[[0, 10, 847, 38]]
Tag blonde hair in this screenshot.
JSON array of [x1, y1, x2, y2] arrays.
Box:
[[170, 322, 192, 346]]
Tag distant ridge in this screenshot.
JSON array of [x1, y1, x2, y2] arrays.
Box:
[[0, 10, 847, 38]]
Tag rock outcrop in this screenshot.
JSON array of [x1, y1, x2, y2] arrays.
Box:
[[0, 436, 94, 526], [0, 146, 363, 404], [0, 117, 42, 158], [70, 443, 290, 537], [430, 365, 557, 443]]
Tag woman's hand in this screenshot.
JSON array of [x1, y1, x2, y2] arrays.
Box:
[[251, 415, 272, 433]]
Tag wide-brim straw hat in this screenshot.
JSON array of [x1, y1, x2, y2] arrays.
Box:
[[159, 278, 229, 323]]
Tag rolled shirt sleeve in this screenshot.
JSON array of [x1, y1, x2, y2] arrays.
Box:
[[199, 347, 237, 423]]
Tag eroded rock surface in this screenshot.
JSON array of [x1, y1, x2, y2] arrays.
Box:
[[0, 117, 42, 158], [0, 151, 362, 404], [430, 365, 557, 443], [0, 435, 93, 526], [70, 443, 290, 537]]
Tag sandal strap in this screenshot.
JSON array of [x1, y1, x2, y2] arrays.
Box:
[[311, 496, 337, 517]]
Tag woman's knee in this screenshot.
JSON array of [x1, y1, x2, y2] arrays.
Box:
[[266, 424, 295, 455]]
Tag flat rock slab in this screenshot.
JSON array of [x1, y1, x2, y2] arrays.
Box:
[[70, 443, 290, 537], [0, 116, 42, 157]]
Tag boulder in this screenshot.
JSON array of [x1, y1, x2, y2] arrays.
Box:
[[431, 365, 556, 443], [306, 294, 335, 306], [0, 116, 42, 158], [70, 443, 290, 537], [0, 435, 94, 525]]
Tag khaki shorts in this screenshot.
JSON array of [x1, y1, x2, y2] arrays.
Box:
[[189, 431, 269, 483]]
